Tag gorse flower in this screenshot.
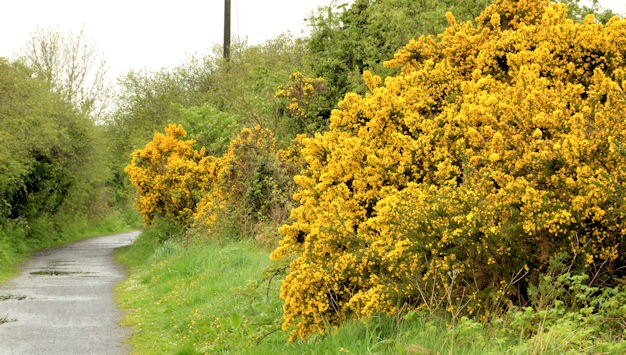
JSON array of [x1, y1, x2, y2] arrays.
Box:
[[127, 122, 293, 235], [125, 124, 214, 225], [271, 0, 626, 341]]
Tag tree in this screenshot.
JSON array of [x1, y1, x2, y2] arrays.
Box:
[[19, 26, 109, 119], [0, 58, 108, 221]]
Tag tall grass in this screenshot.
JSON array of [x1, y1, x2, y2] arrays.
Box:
[[116, 225, 283, 354]]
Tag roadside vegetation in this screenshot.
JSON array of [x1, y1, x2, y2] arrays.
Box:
[[2, 0, 624, 354], [116, 0, 625, 353], [0, 29, 139, 280]]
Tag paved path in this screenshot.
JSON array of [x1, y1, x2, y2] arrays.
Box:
[[0, 231, 139, 355]]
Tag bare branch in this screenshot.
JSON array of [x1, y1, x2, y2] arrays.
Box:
[[19, 25, 110, 120]]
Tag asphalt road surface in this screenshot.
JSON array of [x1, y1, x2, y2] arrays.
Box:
[[0, 231, 139, 355]]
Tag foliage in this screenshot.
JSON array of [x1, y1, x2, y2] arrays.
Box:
[[173, 103, 240, 156], [1, 59, 70, 218], [125, 124, 214, 225], [272, 0, 626, 340], [0, 58, 112, 221], [503, 256, 625, 354]]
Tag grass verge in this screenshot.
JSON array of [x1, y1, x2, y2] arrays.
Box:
[[116, 226, 625, 354]]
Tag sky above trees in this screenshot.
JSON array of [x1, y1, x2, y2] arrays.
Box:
[[0, 0, 623, 83], [1, 0, 347, 80]]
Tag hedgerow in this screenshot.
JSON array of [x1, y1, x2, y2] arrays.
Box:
[[271, 0, 626, 340]]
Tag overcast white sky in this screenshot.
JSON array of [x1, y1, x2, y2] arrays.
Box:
[[0, 0, 346, 80], [0, 0, 624, 82]]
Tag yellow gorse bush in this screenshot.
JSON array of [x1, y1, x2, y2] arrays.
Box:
[[272, 0, 626, 341], [194, 125, 278, 230], [125, 124, 214, 225], [127, 122, 293, 235]]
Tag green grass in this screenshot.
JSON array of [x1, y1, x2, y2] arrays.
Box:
[[0, 211, 139, 283], [116, 231, 284, 354], [116, 227, 626, 354]]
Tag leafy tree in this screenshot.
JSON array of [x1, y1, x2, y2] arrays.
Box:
[[173, 104, 240, 156], [0, 58, 108, 221]]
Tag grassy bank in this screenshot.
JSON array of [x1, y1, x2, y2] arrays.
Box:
[[116, 227, 625, 354], [0, 211, 139, 283]]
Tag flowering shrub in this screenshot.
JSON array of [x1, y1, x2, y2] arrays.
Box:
[[194, 125, 295, 233], [272, 0, 626, 340], [125, 124, 214, 225], [127, 121, 298, 240], [275, 72, 327, 134]]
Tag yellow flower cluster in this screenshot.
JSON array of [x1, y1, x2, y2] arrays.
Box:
[[275, 72, 326, 118], [276, 134, 308, 175], [126, 122, 290, 234], [125, 124, 214, 225], [272, 0, 626, 340]]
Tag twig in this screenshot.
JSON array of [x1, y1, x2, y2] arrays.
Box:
[[255, 327, 281, 345]]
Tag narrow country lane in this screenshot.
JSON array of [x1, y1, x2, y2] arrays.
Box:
[[0, 231, 139, 355]]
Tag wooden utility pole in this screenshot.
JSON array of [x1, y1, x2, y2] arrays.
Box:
[[224, 0, 231, 60]]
